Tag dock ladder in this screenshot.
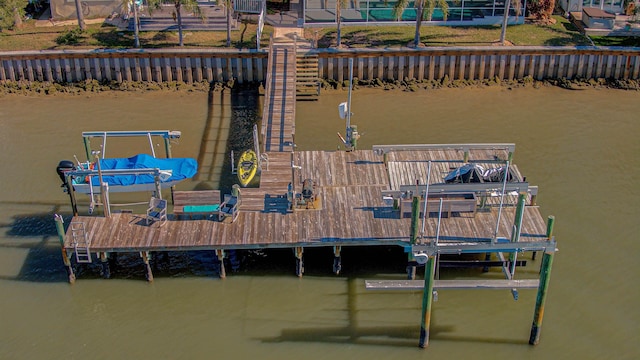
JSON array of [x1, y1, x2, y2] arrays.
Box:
[[70, 222, 92, 263]]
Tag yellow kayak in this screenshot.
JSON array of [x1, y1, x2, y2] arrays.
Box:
[[237, 149, 258, 187]]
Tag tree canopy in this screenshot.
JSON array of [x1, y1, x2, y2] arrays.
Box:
[[0, 0, 28, 30]]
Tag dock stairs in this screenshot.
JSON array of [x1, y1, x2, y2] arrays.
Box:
[[295, 52, 320, 100], [70, 222, 92, 263]]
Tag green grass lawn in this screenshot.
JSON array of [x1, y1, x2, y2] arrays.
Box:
[[0, 15, 638, 51], [312, 16, 598, 48]]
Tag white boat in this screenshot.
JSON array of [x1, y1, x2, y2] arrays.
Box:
[[56, 130, 197, 195]]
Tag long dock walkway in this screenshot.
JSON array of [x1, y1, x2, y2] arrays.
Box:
[[260, 33, 298, 153], [242, 30, 303, 211]]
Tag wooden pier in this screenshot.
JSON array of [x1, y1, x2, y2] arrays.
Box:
[[61, 146, 549, 252], [55, 34, 557, 348]]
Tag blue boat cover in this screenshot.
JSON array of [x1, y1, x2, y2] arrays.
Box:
[[88, 154, 198, 186]]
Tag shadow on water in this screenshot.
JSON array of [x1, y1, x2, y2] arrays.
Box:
[[220, 86, 262, 193], [256, 275, 453, 348], [194, 83, 261, 193], [0, 210, 73, 283]]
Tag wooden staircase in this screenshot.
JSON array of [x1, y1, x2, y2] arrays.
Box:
[[295, 53, 320, 100]]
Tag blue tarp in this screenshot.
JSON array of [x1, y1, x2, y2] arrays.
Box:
[[88, 154, 198, 186]]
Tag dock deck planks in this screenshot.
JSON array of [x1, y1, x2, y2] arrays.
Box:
[[65, 149, 549, 253]]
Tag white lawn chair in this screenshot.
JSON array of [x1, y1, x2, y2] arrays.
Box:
[[146, 197, 167, 226]]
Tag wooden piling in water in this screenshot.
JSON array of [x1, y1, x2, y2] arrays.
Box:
[[333, 246, 342, 275], [54, 214, 76, 284], [418, 254, 436, 349], [141, 251, 153, 282], [216, 249, 226, 278], [294, 247, 304, 277], [100, 252, 111, 279], [529, 248, 555, 345]]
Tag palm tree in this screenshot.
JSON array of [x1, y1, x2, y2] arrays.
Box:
[[389, 0, 449, 48], [335, 0, 349, 48], [122, 0, 141, 48], [219, 0, 233, 47], [74, 0, 86, 30], [149, 0, 203, 47], [0, 0, 27, 30], [499, 0, 521, 45]]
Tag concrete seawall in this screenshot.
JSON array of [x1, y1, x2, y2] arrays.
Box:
[[1, 47, 639, 84]]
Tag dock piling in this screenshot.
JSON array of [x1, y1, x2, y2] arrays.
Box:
[[418, 254, 436, 349], [99, 252, 111, 279], [216, 249, 226, 278], [294, 247, 304, 277], [333, 246, 342, 275], [141, 251, 153, 282], [54, 214, 76, 284], [529, 247, 555, 345]]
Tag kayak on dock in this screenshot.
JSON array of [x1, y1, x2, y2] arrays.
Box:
[[237, 149, 258, 187]]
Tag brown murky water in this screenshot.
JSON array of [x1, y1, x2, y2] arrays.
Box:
[[0, 86, 638, 359]]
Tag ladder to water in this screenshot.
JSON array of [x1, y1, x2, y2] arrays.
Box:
[[70, 222, 92, 263]]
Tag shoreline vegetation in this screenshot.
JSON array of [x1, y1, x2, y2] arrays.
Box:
[[1, 75, 639, 98]]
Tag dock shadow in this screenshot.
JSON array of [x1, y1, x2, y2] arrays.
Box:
[[353, 206, 399, 219], [258, 324, 455, 348], [0, 211, 74, 283], [262, 194, 289, 214]]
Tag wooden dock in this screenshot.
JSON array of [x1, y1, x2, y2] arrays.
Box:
[[63, 147, 548, 251], [55, 33, 558, 348]]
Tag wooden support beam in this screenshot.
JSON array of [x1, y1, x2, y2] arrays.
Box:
[[373, 143, 516, 155], [365, 279, 541, 291]]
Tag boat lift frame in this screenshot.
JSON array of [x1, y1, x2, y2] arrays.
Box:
[[81, 130, 181, 162]]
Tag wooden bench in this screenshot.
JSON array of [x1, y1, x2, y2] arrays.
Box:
[[173, 190, 221, 219], [400, 192, 477, 218]]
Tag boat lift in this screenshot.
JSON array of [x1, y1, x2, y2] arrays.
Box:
[[59, 130, 184, 216]]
